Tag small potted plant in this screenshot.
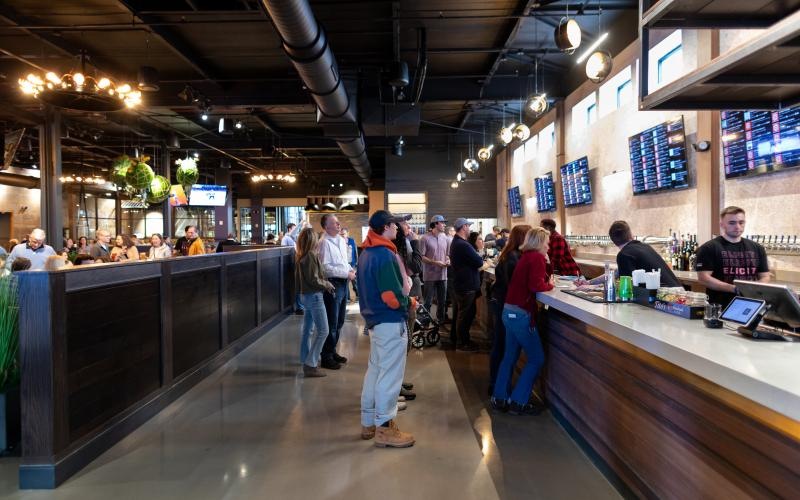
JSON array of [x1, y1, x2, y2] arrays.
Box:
[[0, 275, 20, 453]]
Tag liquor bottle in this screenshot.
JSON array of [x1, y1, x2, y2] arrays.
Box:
[[604, 261, 616, 302]]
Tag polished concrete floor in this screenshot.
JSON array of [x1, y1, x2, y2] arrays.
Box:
[[0, 305, 620, 500]]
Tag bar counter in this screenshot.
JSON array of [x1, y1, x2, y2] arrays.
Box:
[[537, 288, 800, 498], [16, 246, 295, 489]]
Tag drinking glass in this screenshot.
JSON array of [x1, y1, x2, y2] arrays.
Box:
[[618, 276, 633, 302], [704, 303, 723, 328]]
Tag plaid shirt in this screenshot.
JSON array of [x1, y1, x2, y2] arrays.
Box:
[[547, 231, 581, 276]]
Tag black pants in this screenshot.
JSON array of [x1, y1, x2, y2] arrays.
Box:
[[453, 290, 477, 347], [321, 278, 349, 361]]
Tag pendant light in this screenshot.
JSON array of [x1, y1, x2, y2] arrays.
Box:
[[581, 6, 612, 84], [463, 134, 479, 173], [499, 105, 514, 145], [526, 57, 548, 116], [513, 101, 530, 141], [477, 125, 493, 161], [554, 5, 582, 54]]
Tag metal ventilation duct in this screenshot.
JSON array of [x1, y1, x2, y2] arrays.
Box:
[[260, 0, 371, 186]]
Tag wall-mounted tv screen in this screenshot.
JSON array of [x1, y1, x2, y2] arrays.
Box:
[[560, 156, 592, 207], [628, 116, 689, 195], [534, 172, 557, 212], [189, 184, 227, 206], [508, 186, 523, 218], [721, 104, 800, 179]]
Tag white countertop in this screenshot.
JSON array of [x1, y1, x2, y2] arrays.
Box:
[[574, 258, 700, 282], [537, 289, 800, 421]]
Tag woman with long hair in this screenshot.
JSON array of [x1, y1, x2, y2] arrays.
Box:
[[148, 233, 172, 260], [76, 236, 90, 254], [295, 227, 335, 377], [110, 234, 139, 261], [488, 224, 530, 398], [491, 227, 554, 415]]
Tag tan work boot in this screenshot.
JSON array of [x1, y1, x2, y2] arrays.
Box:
[[374, 420, 415, 448], [361, 425, 376, 440]]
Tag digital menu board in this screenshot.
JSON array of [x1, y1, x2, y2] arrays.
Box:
[[628, 116, 689, 195], [559, 157, 592, 207], [508, 186, 523, 218], [721, 104, 800, 179], [534, 172, 557, 212]]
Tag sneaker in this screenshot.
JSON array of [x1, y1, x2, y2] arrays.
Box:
[[457, 343, 478, 352], [374, 420, 415, 448], [302, 365, 326, 377], [321, 359, 342, 370], [397, 395, 406, 402], [489, 397, 509, 412], [508, 400, 545, 416], [402, 382, 414, 390], [333, 353, 348, 364], [397, 401, 407, 411], [361, 425, 376, 440], [399, 387, 416, 400]]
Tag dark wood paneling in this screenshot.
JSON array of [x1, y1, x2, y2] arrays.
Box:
[[542, 308, 800, 499], [281, 254, 295, 314], [385, 149, 498, 220], [171, 269, 221, 378], [65, 279, 161, 443], [226, 262, 257, 342], [261, 256, 282, 320]]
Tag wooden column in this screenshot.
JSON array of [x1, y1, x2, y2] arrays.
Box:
[[695, 30, 721, 242], [160, 145, 173, 237], [554, 101, 567, 233], [38, 107, 62, 240]]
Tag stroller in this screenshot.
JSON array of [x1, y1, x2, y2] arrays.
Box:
[[410, 302, 441, 349]]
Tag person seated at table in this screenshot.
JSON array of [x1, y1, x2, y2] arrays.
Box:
[[110, 234, 140, 262], [148, 233, 172, 260]]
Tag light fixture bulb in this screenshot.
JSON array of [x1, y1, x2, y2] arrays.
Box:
[[201, 113, 208, 121], [478, 146, 493, 161], [450, 181, 460, 189], [526, 93, 548, 115], [585, 50, 613, 83], [554, 18, 582, 54], [73, 73, 85, 86], [500, 126, 513, 145], [513, 124, 531, 141], [235, 120, 243, 129], [97, 77, 111, 89], [457, 172, 464, 182], [464, 158, 480, 173]]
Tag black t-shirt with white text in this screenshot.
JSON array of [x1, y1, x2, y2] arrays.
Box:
[[695, 236, 768, 306]]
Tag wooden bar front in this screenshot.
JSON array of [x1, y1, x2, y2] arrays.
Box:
[[540, 307, 800, 499], [17, 247, 295, 489]]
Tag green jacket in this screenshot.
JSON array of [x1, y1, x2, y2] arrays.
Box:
[[296, 253, 332, 294]]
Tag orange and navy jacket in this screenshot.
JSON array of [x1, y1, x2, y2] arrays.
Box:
[[356, 229, 410, 329]]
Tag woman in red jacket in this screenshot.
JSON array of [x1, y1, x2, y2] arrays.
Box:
[[490, 227, 554, 415]]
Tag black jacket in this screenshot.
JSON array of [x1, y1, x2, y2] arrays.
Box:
[[616, 240, 681, 287], [450, 235, 484, 293]]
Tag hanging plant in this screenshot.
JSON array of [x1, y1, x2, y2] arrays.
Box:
[[0, 277, 20, 393], [176, 158, 199, 187], [125, 156, 155, 190], [111, 154, 134, 187], [146, 175, 170, 204]]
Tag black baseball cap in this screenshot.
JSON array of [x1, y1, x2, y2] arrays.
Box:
[[368, 210, 411, 231]]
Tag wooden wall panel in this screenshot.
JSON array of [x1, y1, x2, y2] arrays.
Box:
[[226, 262, 257, 342], [542, 309, 800, 499], [65, 279, 161, 443], [171, 269, 221, 377]]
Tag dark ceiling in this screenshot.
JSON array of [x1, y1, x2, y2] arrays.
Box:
[[0, 0, 638, 194]]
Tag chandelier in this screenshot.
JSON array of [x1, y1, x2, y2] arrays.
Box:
[[18, 53, 142, 112], [60, 174, 107, 185], [251, 173, 297, 183]]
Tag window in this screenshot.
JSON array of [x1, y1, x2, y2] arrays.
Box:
[[586, 103, 597, 125], [647, 30, 683, 91], [617, 79, 633, 108], [523, 135, 538, 163], [571, 92, 597, 133], [513, 145, 525, 171], [538, 122, 555, 152]]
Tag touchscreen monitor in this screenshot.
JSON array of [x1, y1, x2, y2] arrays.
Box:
[[720, 297, 765, 325]]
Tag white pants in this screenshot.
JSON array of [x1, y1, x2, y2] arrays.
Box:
[[360, 322, 408, 427]]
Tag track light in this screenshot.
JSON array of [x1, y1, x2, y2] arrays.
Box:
[[393, 136, 405, 156]]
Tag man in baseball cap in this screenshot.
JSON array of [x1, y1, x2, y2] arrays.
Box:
[[358, 210, 415, 448], [421, 214, 450, 324], [430, 214, 447, 225], [449, 217, 481, 351]]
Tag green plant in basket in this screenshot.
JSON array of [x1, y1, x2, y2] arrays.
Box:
[[147, 175, 170, 204], [111, 155, 134, 187], [125, 159, 155, 190], [176, 158, 199, 187], [0, 277, 20, 394]]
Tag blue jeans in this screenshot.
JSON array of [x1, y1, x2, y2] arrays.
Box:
[[300, 292, 329, 367], [489, 299, 510, 393], [322, 278, 349, 361], [361, 322, 408, 426], [493, 305, 545, 405], [295, 293, 304, 311]]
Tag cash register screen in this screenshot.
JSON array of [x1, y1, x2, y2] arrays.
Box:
[[720, 297, 765, 325]]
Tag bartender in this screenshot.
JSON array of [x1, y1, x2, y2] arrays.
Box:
[[695, 206, 769, 307], [582, 221, 680, 287]]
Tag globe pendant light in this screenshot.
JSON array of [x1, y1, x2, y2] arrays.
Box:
[[525, 58, 548, 116], [478, 144, 494, 161], [513, 124, 530, 141], [585, 50, 613, 83], [554, 10, 582, 54], [463, 134, 480, 173]]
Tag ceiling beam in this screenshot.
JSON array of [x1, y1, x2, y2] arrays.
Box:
[[251, 111, 284, 137], [458, 0, 540, 129], [115, 0, 222, 82]]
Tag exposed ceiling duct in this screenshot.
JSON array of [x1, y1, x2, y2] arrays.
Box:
[[259, 0, 372, 187]]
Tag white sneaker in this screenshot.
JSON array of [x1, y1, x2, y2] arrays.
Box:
[[397, 401, 407, 411], [397, 395, 406, 402]]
